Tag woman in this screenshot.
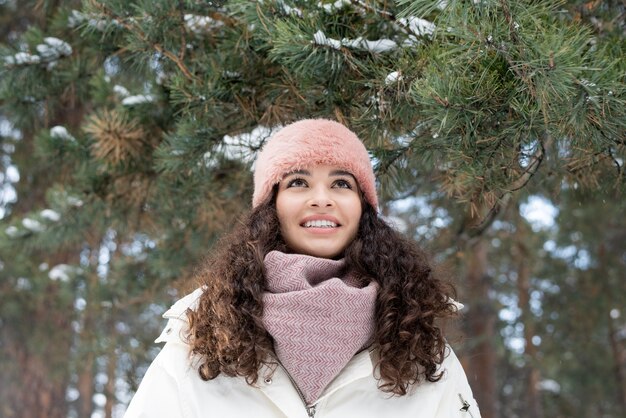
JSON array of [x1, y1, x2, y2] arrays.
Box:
[[124, 119, 481, 418]]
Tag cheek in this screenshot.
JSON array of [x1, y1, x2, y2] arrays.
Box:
[[350, 211, 362, 236], [344, 198, 362, 237], [275, 193, 294, 231], [348, 196, 363, 224]]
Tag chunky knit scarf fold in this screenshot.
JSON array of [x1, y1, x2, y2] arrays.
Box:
[[262, 250, 378, 405]]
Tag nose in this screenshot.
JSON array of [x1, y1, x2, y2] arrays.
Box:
[[308, 186, 334, 208]]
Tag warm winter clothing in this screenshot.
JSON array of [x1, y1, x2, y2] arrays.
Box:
[[123, 288, 482, 418], [262, 251, 378, 404], [125, 119, 480, 418], [252, 119, 378, 210]]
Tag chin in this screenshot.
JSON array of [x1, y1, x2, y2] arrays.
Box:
[[292, 247, 343, 259], [311, 249, 345, 259]]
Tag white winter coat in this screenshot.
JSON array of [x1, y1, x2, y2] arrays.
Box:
[[124, 289, 481, 418]]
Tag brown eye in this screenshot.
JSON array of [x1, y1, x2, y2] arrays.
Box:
[[333, 179, 353, 189], [286, 178, 308, 188]]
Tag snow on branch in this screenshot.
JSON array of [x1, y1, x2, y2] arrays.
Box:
[[398, 17, 436, 37], [68, 9, 120, 31], [312, 30, 398, 53], [259, 0, 303, 16], [184, 14, 224, 34], [41, 209, 61, 222], [37, 37, 72, 59], [50, 126, 76, 142], [122, 94, 155, 106], [313, 30, 342, 50], [49, 264, 83, 282], [319, 0, 351, 13], [5, 52, 40, 65], [22, 218, 45, 232], [385, 71, 403, 85], [5, 226, 19, 238], [4, 37, 72, 70], [221, 125, 272, 164], [279, 1, 303, 17], [113, 85, 130, 97]]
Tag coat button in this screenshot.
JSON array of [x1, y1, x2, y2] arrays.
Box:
[[264, 377, 272, 385], [166, 328, 172, 334]]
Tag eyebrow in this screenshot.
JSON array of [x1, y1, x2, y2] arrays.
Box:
[[284, 169, 355, 178], [330, 170, 355, 178]]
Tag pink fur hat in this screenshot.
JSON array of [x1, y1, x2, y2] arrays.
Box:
[[253, 119, 378, 210]]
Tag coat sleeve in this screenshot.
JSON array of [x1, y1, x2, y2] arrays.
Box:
[[123, 344, 187, 418], [435, 348, 482, 418]]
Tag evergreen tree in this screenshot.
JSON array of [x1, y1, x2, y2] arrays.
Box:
[[0, 1, 623, 417]]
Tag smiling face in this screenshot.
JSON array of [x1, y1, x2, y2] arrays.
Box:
[[275, 165, 363, 259]]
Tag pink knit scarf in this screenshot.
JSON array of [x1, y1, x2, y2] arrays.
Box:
[[261, 251, 378, 405]]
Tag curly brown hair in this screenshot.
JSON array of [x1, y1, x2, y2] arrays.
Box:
[[187, 188, 458, 395]]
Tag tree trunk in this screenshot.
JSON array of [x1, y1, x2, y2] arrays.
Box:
[[599, 243, 626, 415], [105, 332, 118, 418], [464, 236, 498, 418], [77, 349, 95, 418], [11, 352, 68, 418], [2, 281, 72, 418], [513, 209, 543, 418], [608, 310, 626, 415], [77, 270, 100, 418]]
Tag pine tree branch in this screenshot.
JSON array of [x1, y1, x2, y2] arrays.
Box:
[[467, 192, 512, 238], [485, 136, 508, 169], [348, 0, 413, 37], [255, 2, 273, 36], [607, 147, 624, 176], [499, 0, 521, 45], [375, 145, 411, 176], [603, 130, 626, 147], [464, 132, 552, 238], [177, 0, 188, 63], [461, 3, 567, 237], [496, 0, 538, 99], [566, 151, 611, 175], [386, 182, 426, 202], [507, 139, 547, 193], [89, 0, 199, 82], [350, 0, 393, 18]]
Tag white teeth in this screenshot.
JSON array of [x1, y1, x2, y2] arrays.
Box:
[[303, 220, 338, 228]]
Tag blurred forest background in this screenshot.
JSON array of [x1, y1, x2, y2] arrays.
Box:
[[0, 0, 624, 417]]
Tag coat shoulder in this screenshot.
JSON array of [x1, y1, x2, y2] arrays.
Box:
[[155, 287, 204, 344]]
